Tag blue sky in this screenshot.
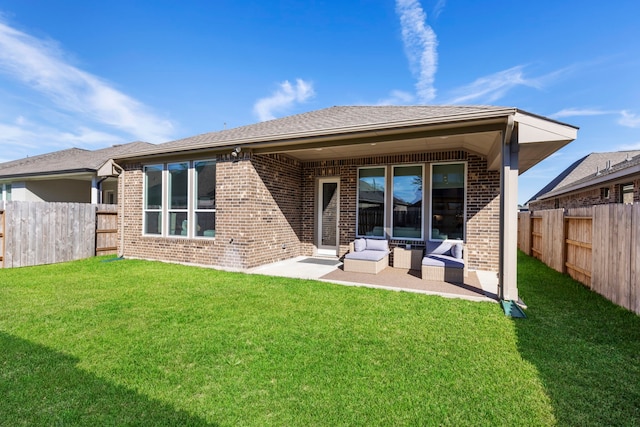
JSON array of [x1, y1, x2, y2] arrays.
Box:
[[0, 0, 638, 203]]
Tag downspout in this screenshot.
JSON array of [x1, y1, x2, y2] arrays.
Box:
[[109, 161, 126, 258], [95, 176, 109, 204]]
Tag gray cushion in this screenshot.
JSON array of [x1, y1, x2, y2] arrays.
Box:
[[426, 241, 452, 255], [422, 254, 464, 269], [345, 250, 388, 262], [366, 238, 389, 252], [354, 238, 366, 252], [451, 243, 463, 259]]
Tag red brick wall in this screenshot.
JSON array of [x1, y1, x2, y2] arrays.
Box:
[[301, 151, 500, 271], [120, 150, 501, 272], [120, 154, 303, 269], [466, 155, 500, 271]]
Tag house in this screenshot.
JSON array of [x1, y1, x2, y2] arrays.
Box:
[[0, 141, 153, 204], [527, 150, 640, 211], [105, 105, 578, 302]]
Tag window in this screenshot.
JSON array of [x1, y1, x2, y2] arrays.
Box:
[[431, 163, 465, 240], [392, 165, 423, 239], [168, 162, 189, 236], [621, 183, 634, 204], [144, 165, 163, 235], [357, 167, 385, 237], [1, 183, 11, 201], [194, 160, 216, 237], [143, 160, 216, 238]]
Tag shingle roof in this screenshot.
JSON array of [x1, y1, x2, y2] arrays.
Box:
[[121, 105, 517, 158], [0, 141, 154, 179], [529, 150, 640, 202]]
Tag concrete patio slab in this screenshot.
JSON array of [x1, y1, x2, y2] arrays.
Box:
[[248, 256, 499, 303]]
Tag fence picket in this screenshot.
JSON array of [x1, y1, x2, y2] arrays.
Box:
[[520, 204, 639, 315], [0, 201, 118, 268]]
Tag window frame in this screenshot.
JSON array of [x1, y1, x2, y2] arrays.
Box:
[[621, 183, 634, 204], [167, 162, 190, 236], [143, 164, 164, 236], [142, 159, 217, 239], [356, 166, 387, 238], [391, 164, 424, 241], [429, 162, 466, 242], [193, 160, 217, 238]]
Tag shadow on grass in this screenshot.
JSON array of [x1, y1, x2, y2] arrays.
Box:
[[0, 332, 216, 426], [514, 252, 640, 426]]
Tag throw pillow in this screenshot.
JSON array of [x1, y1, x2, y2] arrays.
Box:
[[366, 238, 389, 251], [354, 238, 366, 252], [451, 243, 463, 259]]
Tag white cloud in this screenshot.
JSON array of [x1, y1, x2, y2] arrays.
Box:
[[446, 65, 540, 104], [616, 141, 640, 150], [376, 90, 415, 106], [550, 108, 615, 119], [396, 0, 438, 103], [253, 79, 315, 121], [0, 19, 174, 143], [0, 119, 125, 154], [618, 110, 640, 128], [432, 0, 447, 19]]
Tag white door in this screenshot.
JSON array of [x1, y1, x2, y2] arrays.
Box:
[[317, 178, 340, 256]]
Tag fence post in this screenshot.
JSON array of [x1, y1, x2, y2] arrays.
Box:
[[0, 203, 4, 268]]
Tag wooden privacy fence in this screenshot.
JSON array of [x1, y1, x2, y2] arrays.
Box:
[[0, 201, 118, 268], [518, 205, 640, 315]]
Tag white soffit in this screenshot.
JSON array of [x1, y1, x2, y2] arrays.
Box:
[[515, 112, 578, 144], [515, 112, 578, 173]]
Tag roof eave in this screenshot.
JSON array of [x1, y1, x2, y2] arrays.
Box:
[[114, 108, 520, 162], [0, 169, 97, 182], [536, 163, 640, 200]]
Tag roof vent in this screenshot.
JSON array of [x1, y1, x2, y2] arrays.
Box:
[[596, 166, 601, 176]]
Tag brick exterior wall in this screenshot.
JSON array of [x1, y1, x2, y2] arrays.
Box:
[[120, 154, 303, 269], [529, 177, 640, 211], [301, 151, 500, 272], [119, 150, 501, 273]]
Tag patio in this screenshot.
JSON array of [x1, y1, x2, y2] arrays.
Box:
[[248, 256, 498, 303]]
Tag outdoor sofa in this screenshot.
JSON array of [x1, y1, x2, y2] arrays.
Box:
[[422, 240, 466, 284], [343, 238, 390, 274]]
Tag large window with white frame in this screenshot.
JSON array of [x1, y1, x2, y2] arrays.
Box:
[[143, 160, 216, 238], [194, 160, 216, 237], [168, 162, 189, 236], [144, 165, 163, 235], [392, 165, 423, 239], [356, 162, 465, 241], [430, 163, 465, 241], [357, 167, 385, 237]]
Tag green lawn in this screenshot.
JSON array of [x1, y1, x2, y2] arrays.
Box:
[[0, 252, 638, 426]]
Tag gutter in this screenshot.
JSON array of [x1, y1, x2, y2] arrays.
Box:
[[114, 110, 519, 162], [0, 168, 96, 181]]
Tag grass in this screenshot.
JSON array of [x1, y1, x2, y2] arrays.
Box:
[[0, 253, 638, 426]]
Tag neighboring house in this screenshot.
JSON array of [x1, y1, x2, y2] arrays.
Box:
[[527, 150, 640, 211], [0, 141, 153, 204], [106, 105, 577, 301]]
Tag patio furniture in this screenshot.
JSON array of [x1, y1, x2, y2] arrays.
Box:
[[422, 241, 466, 284], [343, 238, 390, 274], [393, 246, 423, 270]]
